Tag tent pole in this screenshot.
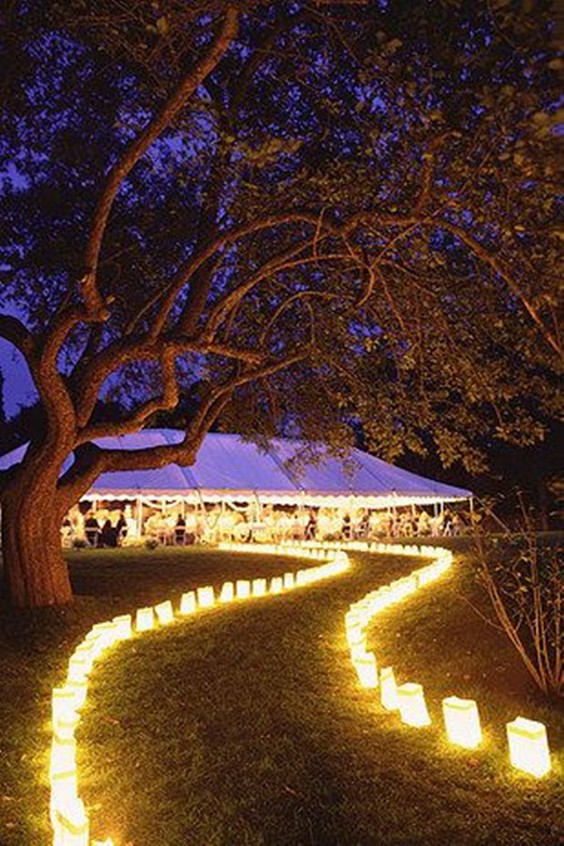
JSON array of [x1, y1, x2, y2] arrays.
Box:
[[136, 496, 142, 537]]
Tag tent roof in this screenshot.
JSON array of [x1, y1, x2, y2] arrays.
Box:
[[0, 430, 472, 505]]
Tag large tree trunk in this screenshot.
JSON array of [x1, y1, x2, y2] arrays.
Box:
[[1, 474, 72, 608]]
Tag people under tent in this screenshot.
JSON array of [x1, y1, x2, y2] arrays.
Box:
[[60, 498, 472, 549], [0, 430, 472, 549]]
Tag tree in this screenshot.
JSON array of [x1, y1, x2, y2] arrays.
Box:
[[0, 1, 561, 608]]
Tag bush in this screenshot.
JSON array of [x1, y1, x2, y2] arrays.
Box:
[[473, 508, 563, 699], [144, 537, 160, 550], [72, 538, 89, 550]]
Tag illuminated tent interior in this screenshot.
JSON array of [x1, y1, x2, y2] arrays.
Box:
[[0, 429, 472, 510]]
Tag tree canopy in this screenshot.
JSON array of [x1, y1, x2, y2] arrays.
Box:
[[0, 0, 561, 499]]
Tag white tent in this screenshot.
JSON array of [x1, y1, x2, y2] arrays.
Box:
[[0, 429, 472, 509]]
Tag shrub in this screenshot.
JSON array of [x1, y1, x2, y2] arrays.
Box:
[[473, 507, 563, 699]]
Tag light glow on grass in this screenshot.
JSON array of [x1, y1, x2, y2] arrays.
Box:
[[47, 544, 350, 845], [338, 540, 553, 782]]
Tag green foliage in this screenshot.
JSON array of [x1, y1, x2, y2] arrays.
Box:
[[0, 0, 561, 480]]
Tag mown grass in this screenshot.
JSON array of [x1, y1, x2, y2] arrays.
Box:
[[1, 545, 563, 845]]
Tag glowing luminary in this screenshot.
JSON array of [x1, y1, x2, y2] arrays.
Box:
[[397, 683, 431, 727], [90, 621, 119, 651], [442, 696, 482, 749], [354, 652, 378, 688], [136, 607, 154, 632], [283, 573, 295, 589], [53, 797, 89, 846], [197, 586, 215, 608], [179, 591, 196, 615], [270, 577, 284, 594], [252, 578, 267, 597], [220, 582, 235, 603], [50, 726, 77, 774], [506, 716, 551, 777], [67, 652, 91, 684], [350, 641, 369, 663], [236, 579, 251, 599], [66, 679, 87, 709], [154, 600, 175, 625], [380, 667, 399, 711], [112, 614, 132, 640], [50, 763, 77, 823], [52, 688, 80, 730], [346, 624, 365, 648]]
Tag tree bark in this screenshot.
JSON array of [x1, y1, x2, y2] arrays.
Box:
[[1, 474, 72, 608]]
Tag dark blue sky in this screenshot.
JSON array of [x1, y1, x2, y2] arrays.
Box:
[[0, 342, 36, 418]]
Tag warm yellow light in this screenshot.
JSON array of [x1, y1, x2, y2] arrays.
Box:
[[112, 614, 132, 640], [270, 576, 284, 594], [154, 600, 174, 625], [50, 726, 76, 774], [49, 763, 77, 824], [236, 579, 251, 599], [220, 581, 235, 603], [346, 624, 365, 648], [252, 578, 267, 597], [67, 654, 90, 684], [506, 716, 551, 777], [397, 683, 431, 727], [350, 641, 368, 662], [283, 572, 294, 589], [135, 607, 154, 632], [380, 667, 399, 711], [197, 586, 215, 608], [179, 591, 196, 615], [354, 652, 378, 688], [442, 696, 482, 749], [65, 679, 87, 709], [89, 621, 119, 652], [53, 797, 89, 845], [52, 688, 80, 730]]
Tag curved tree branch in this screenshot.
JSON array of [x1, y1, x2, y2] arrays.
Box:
[[80, 6, 239, 318]]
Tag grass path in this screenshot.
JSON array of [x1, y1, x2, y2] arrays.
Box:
[[77, 550, 562, 846], [0, 546, 562, 844]]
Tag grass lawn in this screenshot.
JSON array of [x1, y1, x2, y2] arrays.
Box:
[[1, 544, 562, 845]]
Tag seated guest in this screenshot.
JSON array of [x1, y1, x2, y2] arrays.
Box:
[[101, 519, 117, 547], [84, 512, 100, 547]]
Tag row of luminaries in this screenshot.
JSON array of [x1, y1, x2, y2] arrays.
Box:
[[48, 547, 351, 846], [345, 544, 552, 779]]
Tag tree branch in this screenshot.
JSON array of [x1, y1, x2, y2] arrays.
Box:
[[0, 314, 35, 364], [434, 220, 563, 358], [80, 6, 239, 318]]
